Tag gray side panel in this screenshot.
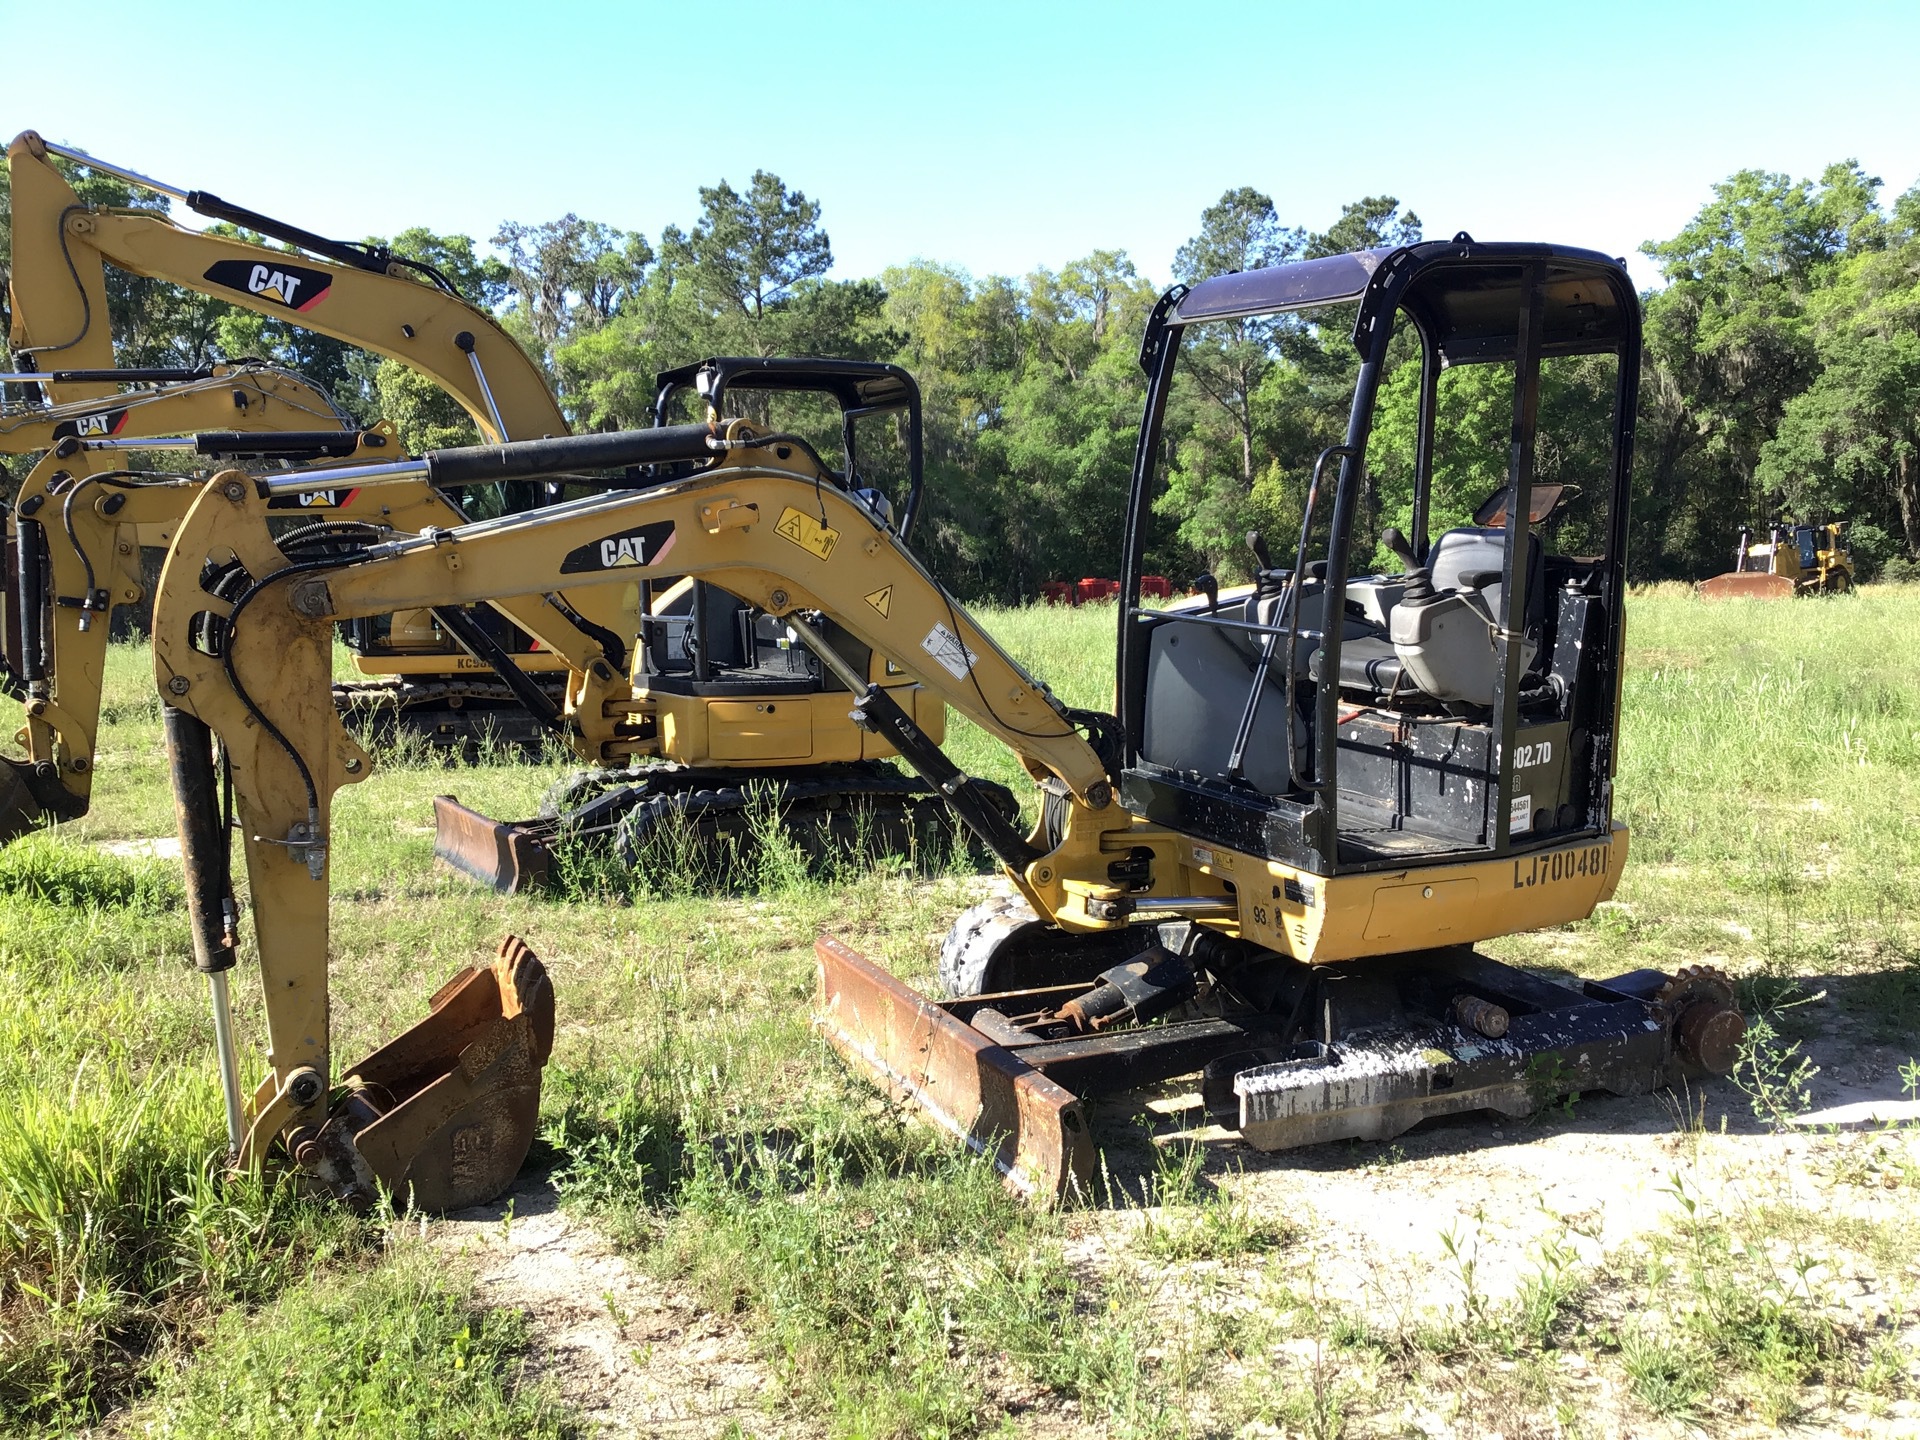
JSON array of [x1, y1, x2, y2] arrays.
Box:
[[1140, 618, 1295, 797]]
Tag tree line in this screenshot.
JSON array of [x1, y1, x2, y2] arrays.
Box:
[[4, 153, 1918, 597]]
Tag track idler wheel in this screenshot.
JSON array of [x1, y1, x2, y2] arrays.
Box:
[[301, 936, 557, 1211], [1655, 966, 1745, 1075]]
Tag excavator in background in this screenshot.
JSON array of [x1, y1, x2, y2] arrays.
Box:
[[0, 356, 963, 861], [0, 416, 630, 843], [146, 236, 1745, 1211], [1696, 520, 1854, 599], [432, 354, 995, 892], [4, 129, 598, 751], [5, 133, 980, 870]]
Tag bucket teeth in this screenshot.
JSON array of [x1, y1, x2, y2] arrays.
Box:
[[322, 935, 556, 1212]]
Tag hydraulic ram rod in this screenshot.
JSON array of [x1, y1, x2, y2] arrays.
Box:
[[162, 706, 246, 1156], [258, 423, 722, 497]]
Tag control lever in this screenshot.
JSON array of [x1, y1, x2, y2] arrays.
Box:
[[1247, 530, 1275, 572], [1382, 526, 1418, 570], [1193, 573, 1219, 615]]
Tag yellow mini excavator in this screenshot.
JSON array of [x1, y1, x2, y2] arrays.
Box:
[[147, 236, 1745, 1210], [4, 129, 595, 752], [431, 354, 997, 893], [1696, 520, 1854, 599]]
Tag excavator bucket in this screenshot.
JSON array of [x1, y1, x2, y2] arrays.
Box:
[[1697, 571, 1796, 600], [0, 755, 84, 844], [0, 758, 48, 845], [317, 936, 556, 1211], [813, 936, 1094, 1204], [431, 795, 555, 894]]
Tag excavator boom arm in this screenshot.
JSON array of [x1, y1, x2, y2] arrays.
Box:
[[6, 131, 565, 443], [147, 430, 1112, 1208]]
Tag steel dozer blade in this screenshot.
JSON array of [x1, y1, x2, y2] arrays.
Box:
[[432, 795, 555, 894], [814, 935, 1094, 1204], [309, 936, 556, 1211], [1697, 571, 1796, 600]]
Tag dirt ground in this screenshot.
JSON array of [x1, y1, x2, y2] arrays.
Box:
[[433, 1183, 803, 1439], [428, 986, 1920, 1440]]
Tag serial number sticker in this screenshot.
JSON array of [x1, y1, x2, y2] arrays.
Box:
[[774, 506, 840, 561], [1511, 841, 1611, 890], [1509, 793, 1533, 833], [920, 623, 978, 680], [1192, 846, 1215, 867]]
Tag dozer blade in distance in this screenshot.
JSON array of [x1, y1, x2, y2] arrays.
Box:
[[1696, 571, 1796, 600]]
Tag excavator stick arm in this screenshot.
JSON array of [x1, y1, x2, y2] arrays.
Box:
[[150, 476, 565, 1209]]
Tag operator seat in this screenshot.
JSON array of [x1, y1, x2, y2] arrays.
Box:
[[1312, 528, 1545, 707]]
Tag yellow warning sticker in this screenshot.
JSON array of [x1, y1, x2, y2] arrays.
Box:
[[863, 585, 893, 618], [774, 506, 840, 561]]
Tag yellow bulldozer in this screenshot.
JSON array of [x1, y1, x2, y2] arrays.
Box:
[[141, 236, 1745, 1211], [1696, 521, 1853, 599]]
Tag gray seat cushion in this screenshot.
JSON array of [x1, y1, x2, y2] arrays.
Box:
[[1428, 527, 1545, 634], [1308, 634, 1404, 693]]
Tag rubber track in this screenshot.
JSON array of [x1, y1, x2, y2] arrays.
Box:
[[333, 677, 563, 758]]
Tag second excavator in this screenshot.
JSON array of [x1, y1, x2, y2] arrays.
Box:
[[431, 354, 1006, 893], [4, 128, 593, 753]]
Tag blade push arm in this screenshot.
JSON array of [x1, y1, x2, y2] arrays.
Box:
[[6, 131, 565, 443]]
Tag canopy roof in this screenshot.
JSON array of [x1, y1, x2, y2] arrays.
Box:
[[654, 356, 918, 416], [1168, 241, 1634, 363]]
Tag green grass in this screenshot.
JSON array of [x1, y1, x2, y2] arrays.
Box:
[[129, 1253, 573, 1439], [2, 588, 1918, 1434]]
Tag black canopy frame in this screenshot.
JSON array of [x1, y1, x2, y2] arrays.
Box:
[[1114, 238, 1642, 876]]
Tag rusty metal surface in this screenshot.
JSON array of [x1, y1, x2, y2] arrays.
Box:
[[326, 935, 556, 1211], [432, 795, 555, 894], [1234, 997, 1671, 1151], [1654, 965, 1745, 1075], [1696, 571, 1796, 601], [814, 935, 1093, 1203]]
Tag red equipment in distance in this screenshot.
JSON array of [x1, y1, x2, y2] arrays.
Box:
[[1042, 576, 1171, 606]]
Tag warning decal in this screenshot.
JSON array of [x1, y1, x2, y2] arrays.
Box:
[[920, 622, 978, 680], [863, 585, 893, 618], [774, 506, 840, 561]]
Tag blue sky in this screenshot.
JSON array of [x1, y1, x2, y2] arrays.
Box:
[[6, 0, 1918, 293]]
